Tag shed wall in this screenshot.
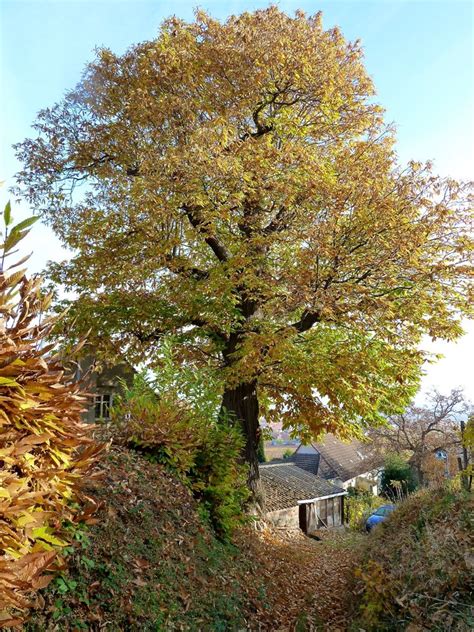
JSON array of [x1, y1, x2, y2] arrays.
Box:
[[300, 496, 344, 532], [265, 506, 300, 529]]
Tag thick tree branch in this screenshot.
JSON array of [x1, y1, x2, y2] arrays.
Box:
[[263, 205, 294, 235], [289, 309, 322, 333], [164, 255, 210, 280], [182, 205, 231, 262], [252, 102, 274, 137], [132, 317, 227, 344]]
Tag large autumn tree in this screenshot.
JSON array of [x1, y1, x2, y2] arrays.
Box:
[[14, 8, 472, 499]]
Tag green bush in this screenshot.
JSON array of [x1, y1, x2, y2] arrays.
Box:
[[346, 488, 386, 531], [381, 454, 417, 501], [192, 422, 249, 538], [111, 364, 249, 538]]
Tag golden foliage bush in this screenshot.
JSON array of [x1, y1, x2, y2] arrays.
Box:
[[355, 486, 473, 630], [113, 386, 203, 474], [0, 203, 103, 623]]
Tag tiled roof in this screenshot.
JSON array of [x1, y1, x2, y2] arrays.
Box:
[[292, 452, 320, 474], [260, 462, 345, 512], [308, 434, 375, 482]]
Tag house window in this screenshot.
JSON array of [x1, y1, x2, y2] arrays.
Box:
[[94, 394, 112, 420]]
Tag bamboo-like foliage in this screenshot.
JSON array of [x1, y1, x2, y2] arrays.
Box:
[[0, 201, 103, 623]]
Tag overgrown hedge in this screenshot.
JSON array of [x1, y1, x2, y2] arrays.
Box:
[[354, 485, 473, 630], [111, 372, 249, 538]]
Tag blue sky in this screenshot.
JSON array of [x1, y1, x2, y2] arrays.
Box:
[[1, 0, 473, 398]]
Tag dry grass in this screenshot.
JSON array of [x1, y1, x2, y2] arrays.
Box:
[[264, 443, 296, 461]]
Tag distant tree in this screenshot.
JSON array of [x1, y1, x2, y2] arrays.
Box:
[[381, 454, 417, 500], [371, 390, 471, 486], [14, 8, 473, 501]]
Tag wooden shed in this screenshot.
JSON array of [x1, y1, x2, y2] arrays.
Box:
[[260, 462, 347, 533]]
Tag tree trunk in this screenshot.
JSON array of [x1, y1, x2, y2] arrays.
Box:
[[220, 379, 263, 510], [415, 462, 424, 487]]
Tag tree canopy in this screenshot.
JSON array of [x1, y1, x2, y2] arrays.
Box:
[[14, 7, 473, 493]]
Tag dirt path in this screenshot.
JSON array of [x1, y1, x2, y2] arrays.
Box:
[[238, 527, 365, 631]]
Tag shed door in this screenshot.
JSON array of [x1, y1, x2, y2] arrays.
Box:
[[306, 504, 318, 533], [299, 503, 319, 534], [316, 498, 341, 528], [299, 503, 308, 533]]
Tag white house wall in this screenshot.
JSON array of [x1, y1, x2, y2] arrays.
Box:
[[339, 470, 379, 495]]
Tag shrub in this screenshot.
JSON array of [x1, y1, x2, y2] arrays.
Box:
[[111, 366, 249, 538], [355, 487, 473, 630], [0, 202, 103, 621], [192, 422, 249, 539], [111, 373, 202, 475], [380, 454, 417, 501]]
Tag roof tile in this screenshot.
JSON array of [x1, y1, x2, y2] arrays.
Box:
[[304, 434, 376, 481], [260, 462, 345, 512]]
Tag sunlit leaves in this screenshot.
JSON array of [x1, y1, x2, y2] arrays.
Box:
[[0, 202, 103, 617], [13, 8, 473, 446]]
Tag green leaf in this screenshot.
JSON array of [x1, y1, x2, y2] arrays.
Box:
[[4, 201, 12, 226], [31, 526, 68, 547], [11, 216, 39, 233], [4, 229, 28, 254], [0, 376, 20, 387]]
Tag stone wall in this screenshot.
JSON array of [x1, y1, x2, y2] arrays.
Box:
[[265, 505, 300, 529]]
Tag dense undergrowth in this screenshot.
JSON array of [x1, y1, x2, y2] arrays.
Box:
[[24, 446, 362, 631], [25, 448, 255, 631], [354, 486, 474, 631], [111, 370, 249, 539], [19, 445, 474, 631]]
